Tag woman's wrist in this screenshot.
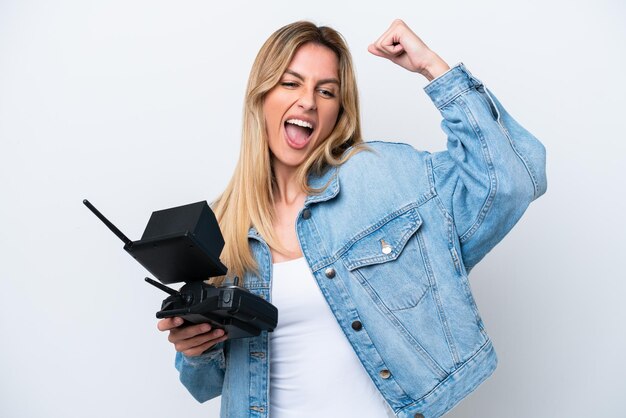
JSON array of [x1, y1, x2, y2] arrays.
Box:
[[419, 51, 450, 81]]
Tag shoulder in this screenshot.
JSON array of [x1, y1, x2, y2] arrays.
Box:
[[333, 141, 433, 196], [363, 140, 417, 154], [341, 140, 429, 170]]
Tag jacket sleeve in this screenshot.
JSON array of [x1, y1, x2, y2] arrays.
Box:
[[174, 343, 225, 402], [425, 63, 547, 272]]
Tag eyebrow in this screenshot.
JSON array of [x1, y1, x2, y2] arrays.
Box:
[[284, 69, 340, 86]]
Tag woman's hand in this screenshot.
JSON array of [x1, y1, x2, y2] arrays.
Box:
[[368, 19, 450, 81], [157, 317, 228, 357]]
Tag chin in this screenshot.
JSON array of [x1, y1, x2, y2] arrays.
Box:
[[272, 150, 309, 170]]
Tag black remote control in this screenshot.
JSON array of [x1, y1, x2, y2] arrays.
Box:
[[83, 199, 278, 339]]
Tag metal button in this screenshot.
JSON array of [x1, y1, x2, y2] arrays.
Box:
[[414, 414, 425, 418], [351, 321, 362, 331], [324, 267, 336, 279], [381, 239, 392, 254], [302, 208, 312, 219], [379, 369, 391, 379]]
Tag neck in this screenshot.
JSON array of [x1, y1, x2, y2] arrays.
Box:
[[273, 162, 306, 206]]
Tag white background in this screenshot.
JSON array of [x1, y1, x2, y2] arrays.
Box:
[[1, 1, 624, 417]]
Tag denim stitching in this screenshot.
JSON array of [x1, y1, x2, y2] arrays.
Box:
[[352, 269, 447, 379], [417, 232, 461, 366], [453, 95, 498, 244]]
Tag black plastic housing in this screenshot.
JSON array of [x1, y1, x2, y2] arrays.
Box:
[[156, 281, 277, 339], [125, 201, 227, 284]]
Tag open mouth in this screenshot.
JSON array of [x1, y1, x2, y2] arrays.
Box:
[[284, 119, 314, 149]]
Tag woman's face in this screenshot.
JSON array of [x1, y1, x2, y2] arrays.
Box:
[[263, 43, 341, 176]]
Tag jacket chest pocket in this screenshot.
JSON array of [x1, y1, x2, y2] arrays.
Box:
[[341, 205, 431, 311]]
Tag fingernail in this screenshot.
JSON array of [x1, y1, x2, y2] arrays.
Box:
[[173, 318, 183, 326]]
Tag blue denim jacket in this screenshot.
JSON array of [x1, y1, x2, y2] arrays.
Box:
[[174, 64, 547, 418]]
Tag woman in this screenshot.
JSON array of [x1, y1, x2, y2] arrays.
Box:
[[158, 20, 547, 418]]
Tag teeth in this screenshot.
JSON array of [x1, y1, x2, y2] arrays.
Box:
[[286, 119, 313, 129]]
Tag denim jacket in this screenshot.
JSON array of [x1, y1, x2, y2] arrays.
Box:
[[174, 64, 547, 418]]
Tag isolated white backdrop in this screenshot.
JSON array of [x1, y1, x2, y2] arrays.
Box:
[[1, 1, 624, 417]]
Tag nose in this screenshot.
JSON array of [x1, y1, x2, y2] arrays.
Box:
[[297, 87, 317, 111]]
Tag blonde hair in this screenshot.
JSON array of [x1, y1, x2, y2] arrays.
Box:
[[211, 21, 365, 284]]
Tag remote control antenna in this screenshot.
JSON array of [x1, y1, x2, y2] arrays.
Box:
[[145, 277, 179, 296], [83, 199, 132, 246]]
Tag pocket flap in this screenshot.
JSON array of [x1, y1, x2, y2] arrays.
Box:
[[343, 205, 422, 271]]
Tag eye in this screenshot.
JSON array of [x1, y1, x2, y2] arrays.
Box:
[[318, 89, 336, 98], [281, 81, 298, 88]]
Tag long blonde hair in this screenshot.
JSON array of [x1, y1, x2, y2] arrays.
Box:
[[211, 21, 365, 283]]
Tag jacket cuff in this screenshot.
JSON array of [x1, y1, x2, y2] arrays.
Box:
[[424, 63, 484, 109], [175, 343, 225, 368]]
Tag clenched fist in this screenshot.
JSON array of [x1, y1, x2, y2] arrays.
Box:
[[368, 19, 450, 81]]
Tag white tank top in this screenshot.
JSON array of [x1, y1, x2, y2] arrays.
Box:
[[269, 257, 396, 418]]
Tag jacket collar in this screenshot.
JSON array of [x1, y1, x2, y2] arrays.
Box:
[[304, 165, 340, 205]]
